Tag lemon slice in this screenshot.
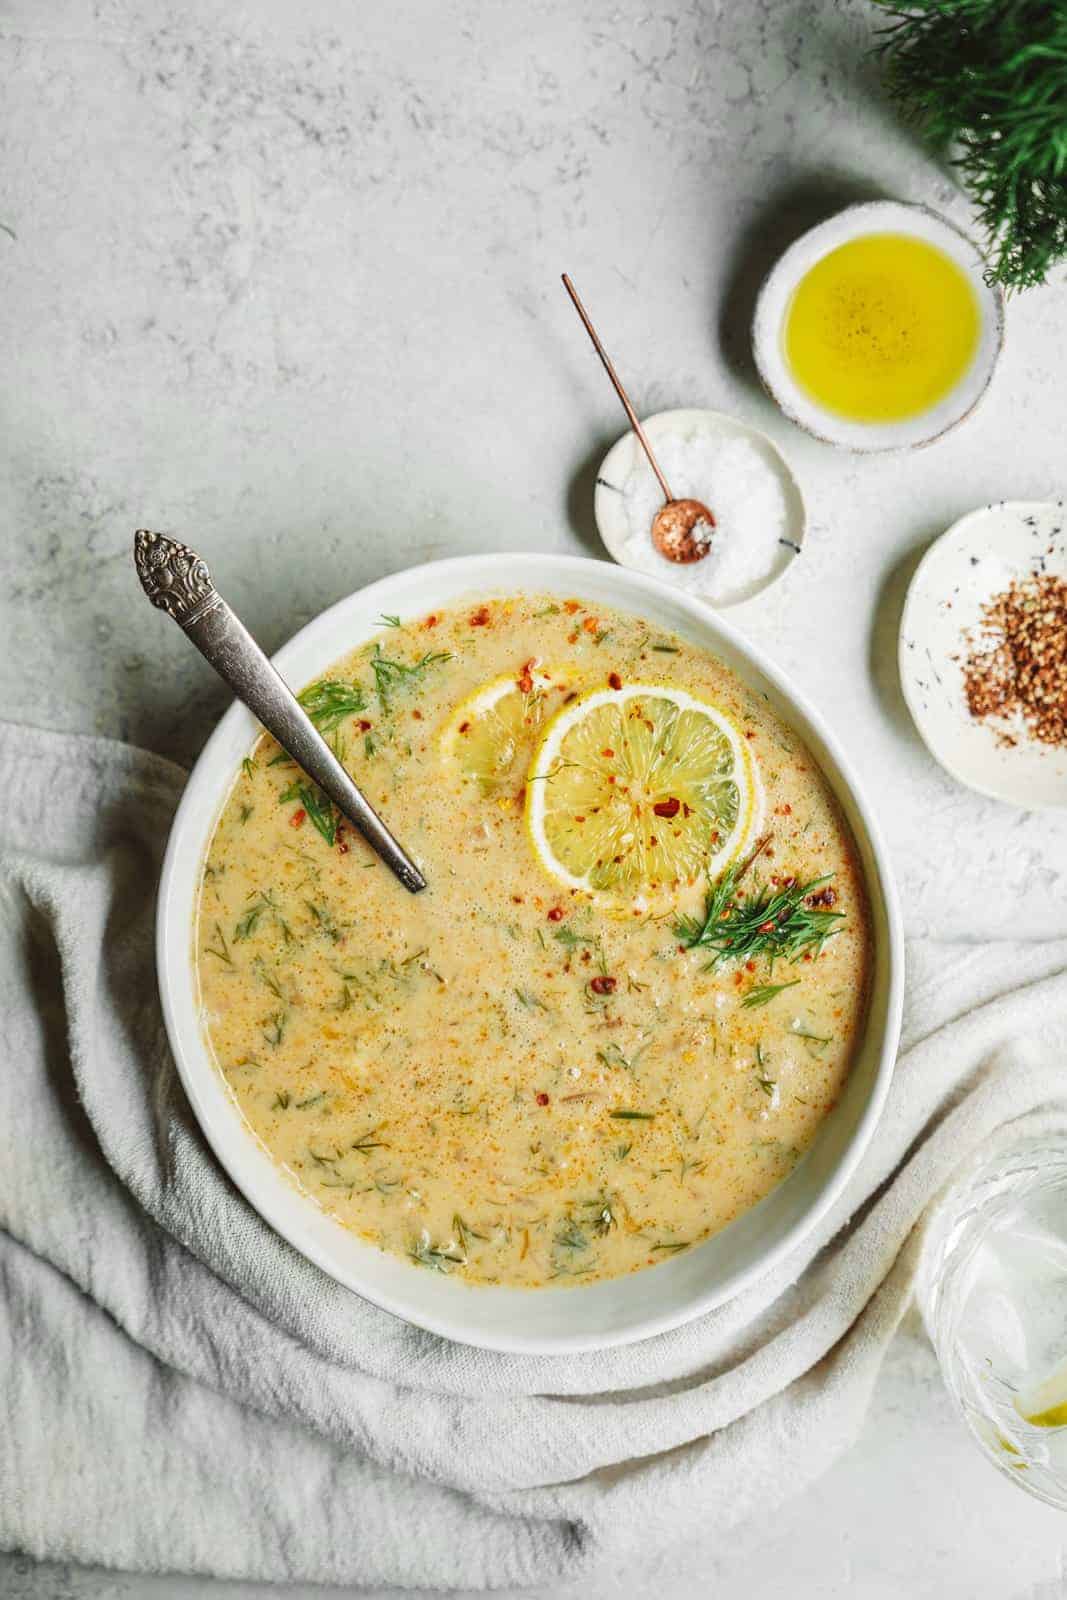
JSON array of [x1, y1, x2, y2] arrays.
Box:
[[525, 682, 760, 905], [442, 664, 558, 793], [1016, 1356, 1067, 1428]]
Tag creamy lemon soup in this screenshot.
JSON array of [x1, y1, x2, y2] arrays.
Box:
[[197, 594, 871, 1286]]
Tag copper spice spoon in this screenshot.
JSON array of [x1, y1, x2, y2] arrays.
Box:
[[133, 530, 426, 894], [561, 272, 715, 564]]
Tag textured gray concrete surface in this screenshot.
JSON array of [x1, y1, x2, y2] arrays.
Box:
[[3, 0, 1067, 1594]]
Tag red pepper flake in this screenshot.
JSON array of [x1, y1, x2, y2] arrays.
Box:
[[336, 825, 350, 855], [358, 719, 372, 732], [590, 975, 616, 995], [807, 886, 837, 909], [512, 895, 524, 904], [563, 600, 582, 615], [289, 808, 306, 829], [601, 748, 614, 758], [458, 720, 471, 734], [411, 708, 423, 720], [758, 919, 776, 933], [653, 797, 680, 818], [536, 1092, 550, 1106], [733, 972, 744, 986], [517, 658, 536, 694], [582, 616, 599, 633], [470, 606, 491, 626], [547, 907, 564, 922], [422, 614, 439, 628], [608, 672, 623, 691]]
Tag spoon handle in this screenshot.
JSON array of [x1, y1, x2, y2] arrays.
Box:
[[133, 531, 426, 895]]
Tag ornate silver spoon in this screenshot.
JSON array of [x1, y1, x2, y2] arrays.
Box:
[[133, 530, 426, 894]]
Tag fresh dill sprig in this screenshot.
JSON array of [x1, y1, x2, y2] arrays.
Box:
[[872, 0, 1067, 289], [370, 644, 451, 710], [742, 978, 802, 1009], [675, 856, 843, 968], [296, 677, 366, 733]]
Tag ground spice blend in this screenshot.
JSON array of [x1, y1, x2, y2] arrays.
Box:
[[961, 573, 1067, 748]]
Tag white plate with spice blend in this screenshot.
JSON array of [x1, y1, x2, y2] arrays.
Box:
[[900, 501, 1067, 808], [159, 554, 902, 1352], [594, 408, 806, 607]]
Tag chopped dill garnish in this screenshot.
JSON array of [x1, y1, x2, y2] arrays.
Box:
[[742, 978, 802, 1009], [234, 893, 276, 941], [610, 1109, 654, 1121], [204, 922, 233, 965], [263, 1010, 287, 1047], [597, 1041, 646, 1073], [238, 803, 253, 824], [651, 1240, 690, 1253], [296, 677, 366, 734], [755, 1040, 777, 1095], [409, 1235, 465, 1272], [553, 1218, 589, 1253], [533, 603, 561, 617], [363, 733, 376, 759], [297, 782, 337, 846], [296, 1091, 326, 1109], [252, 958, 285, 1001], [579, 1195, 617, 1236], [676, 857, 843, 968], [514, 986, 548, 1011], [613, 1142, 632, 1161], [650, 643, 679, 653], [272, 1090, 291, 1109], [241, 756, 256, 779], [452, 1214, 487, 1252], [370, 644, 451, 710], [351, 1127, 387, 1154], [305, 899, 342, 943], [791, 1022, 833, 1057], [378, 613, 402, 628], [553, 926, 594, 949]]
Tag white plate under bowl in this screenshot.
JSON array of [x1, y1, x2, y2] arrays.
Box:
[[593, 408, 806, 607], [900, 501, 1067, 808], [158, 553, 903, 1353], [753, 200, 1004, 452]]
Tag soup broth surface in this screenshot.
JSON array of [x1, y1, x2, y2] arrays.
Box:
[[197, 594, 871, 1286]]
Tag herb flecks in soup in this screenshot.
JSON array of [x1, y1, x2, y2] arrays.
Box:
[[197, 596, 871, 1287]]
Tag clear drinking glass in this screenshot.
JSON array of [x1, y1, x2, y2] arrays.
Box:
[[923, 1135, 1067, 1508]]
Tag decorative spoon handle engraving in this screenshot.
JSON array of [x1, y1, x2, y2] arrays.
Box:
[[134, 530, 426, 894]]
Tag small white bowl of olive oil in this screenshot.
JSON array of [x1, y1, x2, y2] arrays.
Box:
[[753, 200, 1004, 452]]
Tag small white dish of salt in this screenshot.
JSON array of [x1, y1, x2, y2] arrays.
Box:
[[593, 408, 806, 608]]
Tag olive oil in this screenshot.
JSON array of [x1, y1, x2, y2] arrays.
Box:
[[784, 232, 980, 424]]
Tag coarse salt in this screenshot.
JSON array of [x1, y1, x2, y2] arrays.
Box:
[[610, 419, 799, 606]]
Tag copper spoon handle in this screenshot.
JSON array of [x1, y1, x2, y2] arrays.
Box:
[[561, 272, 675, 504], [133, 531, 426, 895]]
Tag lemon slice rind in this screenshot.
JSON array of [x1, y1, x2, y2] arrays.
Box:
[[525, 681, 762, 907]]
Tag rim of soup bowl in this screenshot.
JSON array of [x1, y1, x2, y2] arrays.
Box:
[[157, 553, 903, 1354]]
